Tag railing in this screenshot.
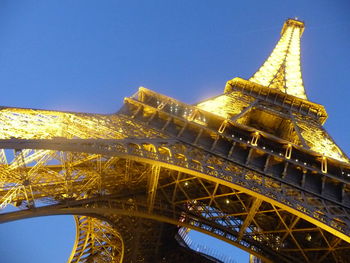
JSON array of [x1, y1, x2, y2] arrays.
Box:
[[177, 227, 238, 263]]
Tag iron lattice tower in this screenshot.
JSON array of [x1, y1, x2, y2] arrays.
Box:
[[1, 19, 350, 263]]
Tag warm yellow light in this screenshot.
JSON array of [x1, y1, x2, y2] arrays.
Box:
[[196, 92, 252, 119], [297, 121, 348, 162], [0, 108, 128, 140], [249, 20, 306, 100]]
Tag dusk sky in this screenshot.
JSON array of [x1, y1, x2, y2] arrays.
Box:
[[0, 1, 349, 262]]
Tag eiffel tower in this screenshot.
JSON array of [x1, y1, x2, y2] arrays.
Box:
[[1, 18, 350, 263]]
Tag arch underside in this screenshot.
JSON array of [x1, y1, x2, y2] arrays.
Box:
[[0, 139, 350, 262]]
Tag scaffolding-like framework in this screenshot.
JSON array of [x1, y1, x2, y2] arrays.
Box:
[[0, 19, 349, 262]]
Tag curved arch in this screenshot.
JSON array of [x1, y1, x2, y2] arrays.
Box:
[[0, 138, 348, 242], [1, 138, 350, 262], [0, 201, 277, 262], [68, 216, 124, 263], [0, 190, 348, 262]]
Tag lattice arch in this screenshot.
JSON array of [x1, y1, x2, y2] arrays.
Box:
[[0, 140, 350, 262]]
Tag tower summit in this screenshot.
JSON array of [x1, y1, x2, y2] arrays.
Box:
[[250, 19, 306, 99], [198, 18, 348, 163]]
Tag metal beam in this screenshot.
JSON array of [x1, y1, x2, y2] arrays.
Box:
[[230, 100, 258, 122], [238, 198, 262, 241], [147, 165, 160, 213]]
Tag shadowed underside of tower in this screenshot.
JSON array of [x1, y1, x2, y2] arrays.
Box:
[[0, 19, 350, 263]]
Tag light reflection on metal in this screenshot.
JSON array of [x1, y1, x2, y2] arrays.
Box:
[[250, 19, 306, 99], [251, 132, 260, 146], [197, 92, 253, 119], [194, 18, 348, 163], [297, 120, 347, 162], [68, 216, 124, 263], [0, 18, 349, 263], [285, 144, 292, 159]]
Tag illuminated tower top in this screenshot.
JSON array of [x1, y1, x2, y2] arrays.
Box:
[[249, 19, 306, 99], [196, 18, 349, 162]]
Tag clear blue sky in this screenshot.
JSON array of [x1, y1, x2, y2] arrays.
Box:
[[0, 1, 349, 262]]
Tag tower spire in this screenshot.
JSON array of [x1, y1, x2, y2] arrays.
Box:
[[249, 19, 307, 99]]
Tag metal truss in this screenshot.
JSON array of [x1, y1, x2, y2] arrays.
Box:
[[0, 135, 349, 262], [0, 86, 349, 262], [69, 216, 124, 262], [249, 19, 306, 99], [0, 18, 349, 263]]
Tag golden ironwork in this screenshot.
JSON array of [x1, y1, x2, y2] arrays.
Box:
[[0, 18, 349, 262], [68, 216, 124, 262], [250, 19, 306, 99]]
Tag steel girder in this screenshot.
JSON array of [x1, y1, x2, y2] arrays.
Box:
[[0, 78, 349, 262], [1, 17, 349, 263], [0, 137, 350, 262]]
